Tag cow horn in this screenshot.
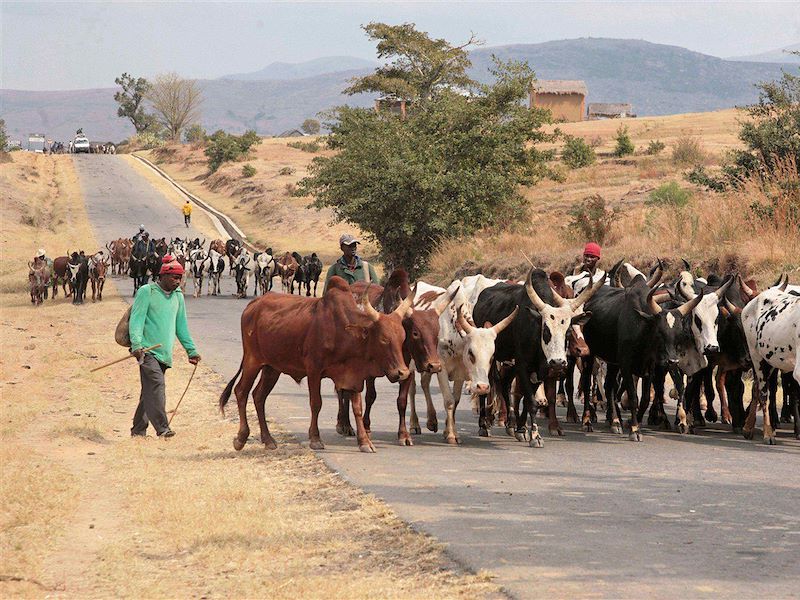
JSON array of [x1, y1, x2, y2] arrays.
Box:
[[435, 287, 459, 316], [678, 271, 697, 300], [778, 275, 789, 292], [571, 273, 603, 311], [714, 275, 734, 301], [681, 258, 692, 271], [525, 269, 547, 311], [393, 283, 416, 318], [647, 287, 663, 315], [492, 306, 519, 334], [550, 285, 567, 307], [456, 304, 474, 334], [646, 259, 663, 288], [724, 298, 742, 316], [738, 275, 755, 300], [677, 289, 704, 317], [607, 258, 625, 288], [360, 285, 381, 322], [771, 273, 785, 288]]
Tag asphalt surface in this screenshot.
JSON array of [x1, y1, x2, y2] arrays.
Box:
[[74, 155, 800, 599]]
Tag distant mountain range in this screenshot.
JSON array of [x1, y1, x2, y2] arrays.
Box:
[[728, 43, 800, 64], [2, 38, 797, 143]]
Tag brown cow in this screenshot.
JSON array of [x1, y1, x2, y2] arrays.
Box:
[[51, 256, 71, 298], [209, 239, 226, 256], [276, 252, 299, 293], [28, 258, 50, 306], [89, 254, 110, 301], [219, 276, 412, 453], [336, 270, 452, 446]]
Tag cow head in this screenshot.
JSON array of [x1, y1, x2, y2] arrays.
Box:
[[640, 286, 706, 366], [525, 269, 601, 374], [357, 286, 413, 383], [403, 288, 456, 374], [455, 303, 519, 395], [677, 271, 734, 355]]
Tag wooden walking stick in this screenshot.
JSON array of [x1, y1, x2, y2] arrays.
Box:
[[89, 344, 162, 373], [168, 362, 198, 426]]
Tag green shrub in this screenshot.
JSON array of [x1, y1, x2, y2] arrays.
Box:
[[685, 165, 727, 192], [288, 140, 320, 153], [130, 131, 165, 150], [646, 181, 692, 208], [277, 166, 295, 176], [613, 125, 634, 157], [204, 129, 262, 172], [301, 118, 321, 135], [241, 164, 256, 178], [567, 194, 618, 244], [561, 136, 596, 168], [672, 135, 705, 165], [644, 140, 665, 155], [184, 123, 207, 144]]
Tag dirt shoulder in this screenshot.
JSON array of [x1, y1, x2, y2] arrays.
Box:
[[0, 153, 498, 598]]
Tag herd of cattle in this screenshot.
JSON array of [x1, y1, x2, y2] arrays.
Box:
[[27, 236, 325, 307], [219, 260, 799, 454]]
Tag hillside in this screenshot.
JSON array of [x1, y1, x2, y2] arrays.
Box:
[[2, 38, 792, 143], [219, 56, 376, 80], [142, 108, 798, 288], [729, 43, 800, 64]]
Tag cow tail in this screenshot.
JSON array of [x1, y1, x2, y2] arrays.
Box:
[[219, 360, 243, 414]]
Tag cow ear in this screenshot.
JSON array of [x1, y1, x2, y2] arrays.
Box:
[[571, 311, 591, 326], [525, 306, 542, 319], [634, 308, 655, 321]]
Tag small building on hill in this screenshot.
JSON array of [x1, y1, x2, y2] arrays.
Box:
[[530, 80, 587, 123], [277, 129, 307, 138], [374, 97, 412, 118], [587, 103, 635, 120]]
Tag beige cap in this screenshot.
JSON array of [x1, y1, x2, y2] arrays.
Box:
[[339, 234, 360, 246]]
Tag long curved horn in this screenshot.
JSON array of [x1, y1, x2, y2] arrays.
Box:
[[771, 273, 785, 288], [525, 269, 546, 311], [393, 287, 416, 318], [724, 298, 742, 316], [778, 275, 789, 292], [570, 273, 603, 311], [607, 258, 625, 288], [492, 306, 519, 334], [682, 258, 692, 271], [647, 287, 663, 315], [677, 289, 704, 317], [456, 304, 475, 334], [646, 259, 663, 288], [678, 271, 697, 300], [738, 275, 755, 300], [435, 287, 458, 316], [714, 275, 734, 301], [360, 285, 381, 322]]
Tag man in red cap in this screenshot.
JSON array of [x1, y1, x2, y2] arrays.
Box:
[[567, 242, 605, 294], [129, 255, 201, 438], [582, 242, 601, 274]]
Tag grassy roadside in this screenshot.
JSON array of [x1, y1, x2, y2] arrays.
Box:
[[0, 153, 498, 598]]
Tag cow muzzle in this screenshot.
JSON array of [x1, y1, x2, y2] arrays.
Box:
[[387, 367, 411, 383], [704, 345, 720, 356], [423, 361, 442, 374], [547, 358, 567, 374], [472, 383, 490, 395]]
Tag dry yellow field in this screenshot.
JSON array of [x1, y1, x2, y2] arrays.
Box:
[[0, 152, 497, 598]]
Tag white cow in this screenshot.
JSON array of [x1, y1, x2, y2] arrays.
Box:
[[254, 251, 277, 295], [411, 281, 518, 444], [189, 249, 207, 298], [207, 249, 225, 296], [741, 276, 800, 444]]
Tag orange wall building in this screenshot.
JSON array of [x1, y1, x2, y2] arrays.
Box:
[[529, 80, 587, 123]]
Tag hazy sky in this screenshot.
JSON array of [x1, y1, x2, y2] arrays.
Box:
[[2, 1, 798, 90]]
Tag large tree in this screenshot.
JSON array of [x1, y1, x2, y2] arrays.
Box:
[[344, 22, 480, 105], [114, 73, 157, 133], [299, 39, 555, 276], [147, 72, 203, 141]]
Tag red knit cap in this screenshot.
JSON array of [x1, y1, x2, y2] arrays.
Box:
[[159, 255, 185, 275], [583, 242, 601, 258]]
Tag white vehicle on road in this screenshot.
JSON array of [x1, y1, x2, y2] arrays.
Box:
[[73, 135, 90, 153]]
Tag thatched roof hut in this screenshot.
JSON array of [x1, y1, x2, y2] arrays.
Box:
[[529, 80, 587, 122], [532, 80, 588, 96]]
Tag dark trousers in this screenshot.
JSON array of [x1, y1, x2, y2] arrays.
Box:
[[131, 353, 170, 436], [184, 214, 191, 226]]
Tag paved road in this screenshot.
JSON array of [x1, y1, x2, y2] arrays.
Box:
[[75, 155, 800, 599]]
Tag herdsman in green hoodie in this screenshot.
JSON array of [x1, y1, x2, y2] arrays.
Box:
[[129, 255, 201, 438]]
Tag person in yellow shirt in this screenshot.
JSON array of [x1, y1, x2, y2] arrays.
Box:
[[182, 200, 192, 227]]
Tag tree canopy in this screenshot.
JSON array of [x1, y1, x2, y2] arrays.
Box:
[[147, 73, 203, 141], [299, 28, 555, 276], [114, 73, 157, 133]]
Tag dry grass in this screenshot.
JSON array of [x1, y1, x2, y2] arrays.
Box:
[[0, 153, 496, 597]]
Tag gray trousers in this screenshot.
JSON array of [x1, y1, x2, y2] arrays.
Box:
[[131, 353, 170, 436]]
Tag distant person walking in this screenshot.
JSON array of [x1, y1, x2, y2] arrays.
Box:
[[182, 200, 192, 227], [129, 256, 201, 438], [323, 233, 378, 294]]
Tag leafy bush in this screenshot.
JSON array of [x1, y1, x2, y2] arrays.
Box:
[[184, 123, 206, 144], [288, 140, 320, 153], [204, 129, 262, 172], [613, 125, 634, 157], [672, 135, 705, 165], [646, 181, 692, 208], [129, 131, 165, 150], [561, 136, 596, 168], [644, 139, 665, 155], [241, 164, 256, 178], [567, 194, 618, 244], [277, 166, 295, 176], [301, 119, 321, 135], [685, 165, 727, 192]]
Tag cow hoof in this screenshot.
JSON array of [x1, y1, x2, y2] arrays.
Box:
[[506, 426, 515, 437], [359, 443, 376, 453], [514, 430, 527, 442], [743, 429, 754, 440], [410, 425, 422, 435], [660, 419, 672, 431], [764, 436, 776, 446], [732, 426, 743, 434], [677, 422, 687, 435], [444, 435, 461, 445], [398, 436, 413, 446], [336, 423, 355, 437], [264, 438, 278, 450], [629, 430, 643, 442], [549, 426, 564, 437], [705, 408, 718, 423], [427, 420, 438, 433], [478, 427, 489, 437], [583, 422, 593, 433], [309, 439, 325, 450], [610, 423, 622, 435], [530, 434, 543, 448], [233, 436, 246, 451], [556, 393, 567, 407]]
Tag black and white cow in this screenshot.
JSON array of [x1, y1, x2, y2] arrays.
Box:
[[67, 251, 89, 305], [207, 249, 225, 296], [232, 249, 252, 298], [190, 248, 208, 298]]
